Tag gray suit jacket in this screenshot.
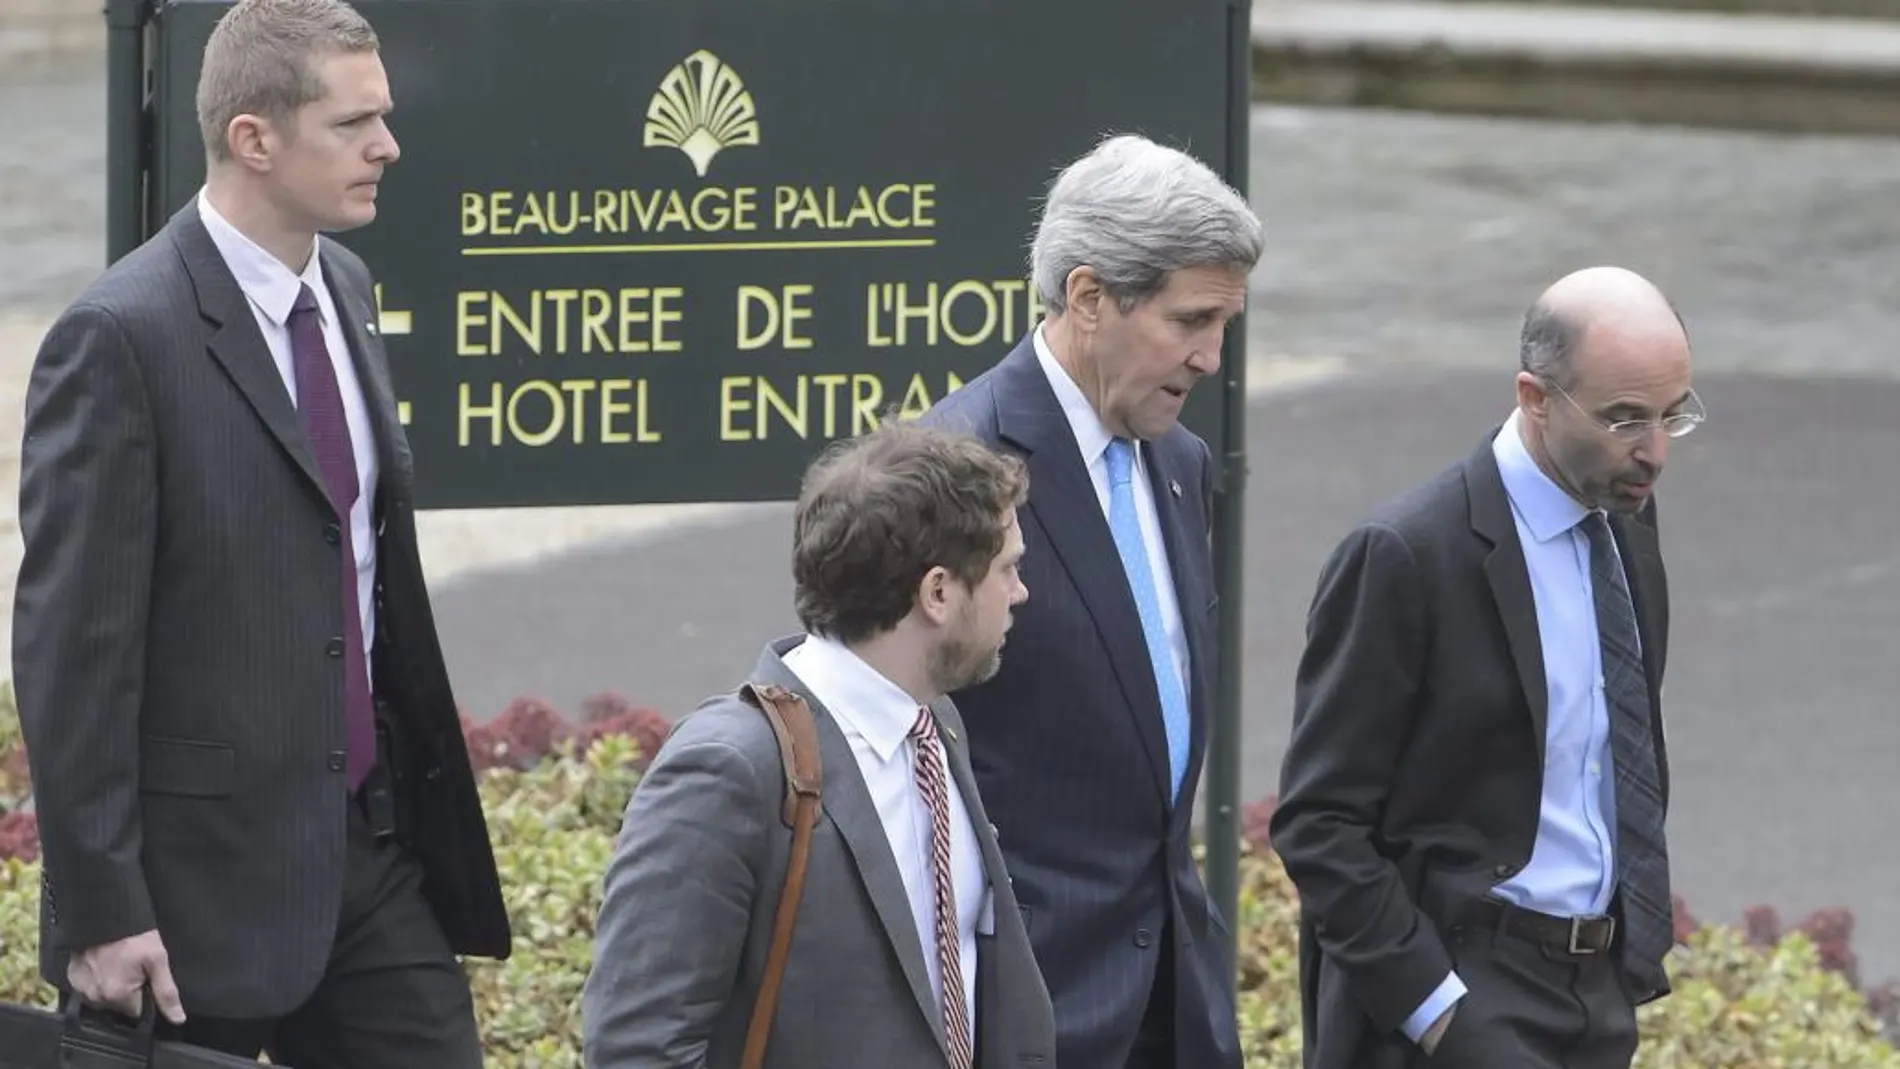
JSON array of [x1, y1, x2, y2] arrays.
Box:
[[581, 636, 1056, 1069], [12, 200, 509, 1018]]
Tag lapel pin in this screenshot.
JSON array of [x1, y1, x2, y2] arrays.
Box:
[[1168, 479, 1183, 498], [365, 321, 379, 336]]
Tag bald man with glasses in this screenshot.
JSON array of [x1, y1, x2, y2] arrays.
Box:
[[1270, 266, 1702, 1069]]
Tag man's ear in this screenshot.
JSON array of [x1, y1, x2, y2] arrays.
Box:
[[226, 112, 279, 173], [915, 565, 954, 626], [1065, 266, 1105, 331], [1515, 371, 1552, 422]]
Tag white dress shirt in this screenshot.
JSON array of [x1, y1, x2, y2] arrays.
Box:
[[198, 189, 380, 685], [1031, 325, 1191, 699], [780, 634, 984, 1049]]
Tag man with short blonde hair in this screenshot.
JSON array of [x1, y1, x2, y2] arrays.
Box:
[[195, 0, 380, 162], [14, 0, 507, 1064]]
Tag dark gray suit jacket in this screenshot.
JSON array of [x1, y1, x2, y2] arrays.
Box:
[[12, 200, 510, 1018], [581, 637, 1056, 1069], [1269, 432, 1672, 1069], [919, 336, 1242, 1069]]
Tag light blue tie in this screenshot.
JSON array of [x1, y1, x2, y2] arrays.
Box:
[[1104, 438, 1190, 802]]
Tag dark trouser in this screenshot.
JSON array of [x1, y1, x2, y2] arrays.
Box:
[[163, 783, 484, 1068], [1123, 917, 1177, 1069], [1417, 906, 1639, 1069]]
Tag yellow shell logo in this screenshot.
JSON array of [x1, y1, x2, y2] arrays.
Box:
[[643, 50, 761, 178]]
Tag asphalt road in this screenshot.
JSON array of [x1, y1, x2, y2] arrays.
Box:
[[0, 67, 103, 311]]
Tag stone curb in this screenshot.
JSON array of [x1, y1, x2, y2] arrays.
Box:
[[0, 0, 103, 75], [1252, 0, 1900, 136], [1434, 0, 1900, 20]]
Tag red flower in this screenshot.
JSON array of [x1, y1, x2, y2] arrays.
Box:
[[0, 811, 40, 863]]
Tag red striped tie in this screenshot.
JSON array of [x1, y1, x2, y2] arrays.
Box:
[[910, 707, 973, 1069]]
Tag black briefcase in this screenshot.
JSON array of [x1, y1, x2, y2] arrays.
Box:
[[0, 994, 275, 1068]]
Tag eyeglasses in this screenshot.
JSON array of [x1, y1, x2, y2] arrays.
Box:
[[1543, 379, 1707, 443]]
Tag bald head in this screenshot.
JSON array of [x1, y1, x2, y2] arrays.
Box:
[[1519, 266, 1688, 389], [1513, 266, 1700, 514]]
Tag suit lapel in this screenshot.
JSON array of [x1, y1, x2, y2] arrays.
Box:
[[1609, 511, 1671, 802], [170, 203, 330, 505], [994, 340, 1173, 805], [753, 646, 948, 1056], [1610, 515, 1665, 694], [320, 246, 404, 503], [1142, 436, 1212, 819], [1464, 436, 1551, 763], [929, 697, 1013, 925]]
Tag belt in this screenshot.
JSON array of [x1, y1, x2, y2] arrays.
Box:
[[1471, 898, 1617, 955]]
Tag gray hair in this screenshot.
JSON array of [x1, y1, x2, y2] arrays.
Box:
[[197, 0, 379, 162], [1519, 301, 1583, 387], [1031, 133, 1264, 315]]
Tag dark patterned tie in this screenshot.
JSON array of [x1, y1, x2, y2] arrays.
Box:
[[289, 283, 376, 793], [909, 707, 973, 1069], [1580, 512, 1673, 987]]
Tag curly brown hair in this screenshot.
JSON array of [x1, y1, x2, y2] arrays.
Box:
[[793, 421, 1029, 645]]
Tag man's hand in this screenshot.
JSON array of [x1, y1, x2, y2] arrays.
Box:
[[67, 929, 185, 1025], [1420, 1002, 1456, 1054]]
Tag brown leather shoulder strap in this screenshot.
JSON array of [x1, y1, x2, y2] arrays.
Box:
[[735, 681, 823, 1069]]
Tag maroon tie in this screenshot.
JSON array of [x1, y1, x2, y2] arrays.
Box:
[[288, 283, 375, 792], [909, 707, 973, 1069]]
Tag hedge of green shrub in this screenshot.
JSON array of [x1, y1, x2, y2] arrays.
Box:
[[1, 688, 1896, 1067]]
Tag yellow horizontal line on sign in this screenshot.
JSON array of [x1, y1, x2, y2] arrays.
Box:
[[460, 238, 938, 256]]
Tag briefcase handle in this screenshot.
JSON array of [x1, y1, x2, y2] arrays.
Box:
[[59, 982, 157, 1065]]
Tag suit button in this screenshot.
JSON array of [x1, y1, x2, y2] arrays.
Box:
[[1495, 863, 1516, 878], [1134, 928, 1153, 948], [326, 638, 345, 657], [324, 523, 341, 545], [327, 750, 346, 772]]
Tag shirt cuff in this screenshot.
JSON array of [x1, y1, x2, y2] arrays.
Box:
[[1402, 972, 1468, 1043]]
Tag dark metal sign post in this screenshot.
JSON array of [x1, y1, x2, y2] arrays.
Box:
[[107, 0, 1252, 974]]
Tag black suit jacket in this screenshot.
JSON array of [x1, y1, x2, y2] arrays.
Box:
[[920, 335, 1242, 1069], [12, 200, 511, 1019], [1268, 431, 1671, 1069]]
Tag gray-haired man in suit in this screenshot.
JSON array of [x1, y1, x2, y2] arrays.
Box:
[[920, 133, 1262, 1069], [582, 421, 1056, 1069], [12, 0, 508, 1064]]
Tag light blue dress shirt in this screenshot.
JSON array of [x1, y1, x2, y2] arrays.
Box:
[[1403, 411, 1624, 1042]]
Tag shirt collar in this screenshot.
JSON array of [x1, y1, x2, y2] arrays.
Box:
[[1032, 322, 1118, 468], [795, 633, 925, 763], [196, 187, 328, 330], [1493, 408, 1591, 543]]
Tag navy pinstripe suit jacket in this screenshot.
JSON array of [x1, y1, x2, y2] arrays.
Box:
[[921, 335, 1243, 1069]]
